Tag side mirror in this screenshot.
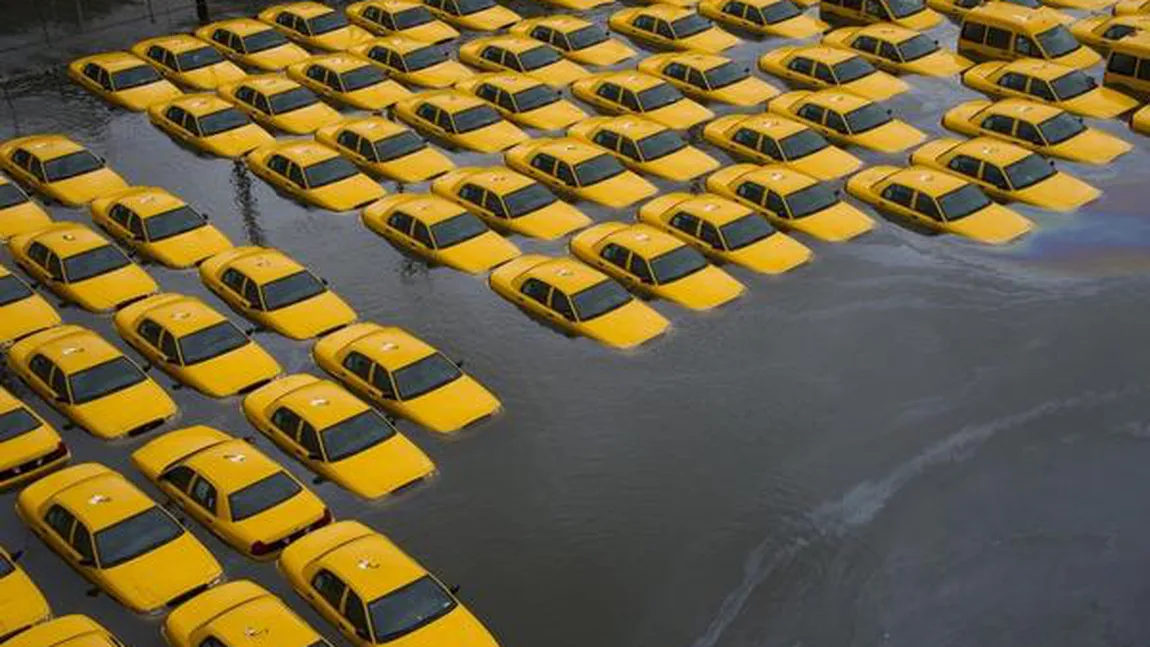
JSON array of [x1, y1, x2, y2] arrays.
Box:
[[9, 549, 24, 562], [449, 584, 461, 594], [244, 326, 258, 336], [201, 212, 211, 221], [454, 358, 465, 368], [319, 277, 330, 286]]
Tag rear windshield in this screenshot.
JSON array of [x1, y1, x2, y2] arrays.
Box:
[[637, 83, 681, 111], [513, 85, 561, 112], [844, 103, 891, 134], [1004, 154, 1055, 189], [833, 57, 875, 83], [720, 214, 775, 250], [574, 154, 625, 185], [897, 34, 938, 61], [762, 0, 802, 23], [518, 46, 561, 71], [44, 151, 104, 182], [451, 105, 502, 133], [228, 472, 301, 521], [568, 25, 609, 49], [374, 131, 427, 161], [270, 87, 320, 114], [0, 407, 41, 442], [637, 130, 686, 161], [1036, 26, 1080, 58], [671, 14, 712, 38], [394, 353, 462, 400], [308, 11, 349, 34], [572, 279, 631, 320], [650, 246, 708, 284], [94, 507, 183, 568], [176, 47, 224, 71], [405, 46, 449, 71], [0, 183, 28, 209], [1050, 71, 1096, 100], [503, 183, 555, 217], [111, 65, 162, 90], [198, 108, 250, 136], [242, 29, 289, 53], [304, 157, 360, 188], [704, 61, 750, 90], [63, 245, 130, 283], [937, 184, 991, 220], [0, 274, 33, 307], [431, 212, 488, 247], [178, 321, 249, 365], [393, 7, 434, 28], [785, 183, 839, 218], [341, 66, 388, 92], [261, 270, 326, 310], [1038, 112, 1085, 145], [780, 129, 829, 160], [321, 411, 396, 461], [69, 357, 146, 404], [143, 206, 207, 241], [887, 0, 926, 18]]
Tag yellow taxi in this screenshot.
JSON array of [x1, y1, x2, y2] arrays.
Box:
[[819, 0, 942, 30], [535, 0, 612, 9], [89, 186, 233, 268], [431, 166, 591, 239], [0, 546, 51, 640], [131, 35, 246, 91], [638, 53, 780, 106], [489, 255, 670, 348], [505, 137, 657, 208], [68, 52, 182, 111], [4, 616, 124, 647], [113, 294, 282, 398], [1103, 32, 1150, 99], [8, 222, 157, 312], [570, 222, 744, 310], [315, 117, 454, 183], [362, 193, 521, 273], [759, 45, 909, 100], [247, 140, 386, 211], [393, 91, 528, 153], [459, 36, 590, 88], [163, 580, 331, 647], [927, 0, 1074, 23], [510, 16, 636, 66], [821, 24, 973, 76], [0, 388, 69, 490], [1071, 14, 1150, 54], [243, 374, 435, 499], [351, 35, 473, 88], [1115, 0, 1150, 15], [258, 2, 374, 51], [286, 53, 412, 110], [942, 98, 1132, 163], [1133, 103, 1150, 135], [1043, 0, 1116, 9], [707, 163, 876, 241], [199, 246, 358, 340], [147, 94, 275, 158], [0, 174, 51, 240], [132, 426, 330, 560], [571, 71, 715, 130], [418, 0, 521, 31], [702, 113, 861, 180], [637, 192, 812, 274], [961, 59, 1138, 118], [15, 463, 221, 614], [610, 5, 741, 53], [847, 165, 1033, 243], [7, 326, 177, 439], [568, 115, 720, 181], [956, 4, 1100, 70], [910, 136, 1101, 210], [194, 18, 311, 71], [218, 74, 343, 135], [0, 264, 60, 346], [347, 0, 460, 43], [279, 520, 501, 647], [314, 323, 501, 433], [768, 89, 925, 153], [699, 0, 828, 37], [455, 73, 587, 130], [0, 135, 127, 207]]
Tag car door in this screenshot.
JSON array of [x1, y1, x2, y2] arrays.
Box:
[[217, 266, 254, 312], [309, 569, 366, 641], [158, 464, 211, 523], [795, 102, 828, 133], [269, 406, 311, 460], [669, 210, 702, 241], [42, 504, 93, 568], [597, 242, 631, 277], [626, 251, 655, 289], [286, 162, 308, 195], [786, 56, 815, 83], [132, 318, 166, 363], [594, 81, 622, 110], [340, 350, 377, 396], [414, 103, 443, 136], [549, 288, 577, 323], [980, 113, 1018, 143], [945, 153, 982, 184], [187, 473, 220, 526], [879, 181, 915, 216], [912, 190, 945, 227]]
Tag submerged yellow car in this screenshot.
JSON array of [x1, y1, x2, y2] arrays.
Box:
[[351, 35, 473, 88], [847, 165, 1033, 243], [132, 426, 330, 560], [9, 222, 157, 312], [927, 0, 1074, 22], [68, 52, 182, 111], [459, 36, 590, 88], [0, 387, 69, 490], [455, 73, 587, 130], [314, 322, 502, 433], [0, 174, 51, 240], [163, 580, 330, 647], [258, 2, 374, 51], [707, 163, 875, 241], [315, 117, 454, 183], [114, 294, 282, 397], [698, 0, 828, 38], [16, 463, 221, 614], [393, 91, 528, 153], [0, 135, 127, 206], [821, 24, 972, 76], [1133, 103, 1150, 135], [148, 94, 275, 158], [534, 0, 612, 9], [0, 545, 52, 640], [702, 113, 861, 180], [347, 0, 460, 43], [637, 192, 812, 274], [0, 264, 60, 346], [131, 35, 246, 91], [4, 616, 123, 647], [942, 98, 1132, 163], [571, 71, 714, 130], [90, 186, 233, 268], [418, 0, 521, 31], [247, 140, 386, 211], [194, 18, 311, 71], [962, 59, 1139, 118], [505, 137, 657, 208], [1115, 0, 1150, 15], [243, 374, 435, 499], [568, 115, 720, 181], [911, 136, 1100, 210], [431, 166, 591, 239], [362, 193, 521, 273], [759, 45, 909, 101], [768, 89, 925, 153], [638, 53, 780, 106], [1070, 14, 1150, 54], [287, 53, 412, 110], [510, 16, 636, 66], [609, 5, 741, 54], [489, 255, 670, 348], [218, 74, 343, 135], [200, 246, 358, 340], [279, 521, 501, 647]]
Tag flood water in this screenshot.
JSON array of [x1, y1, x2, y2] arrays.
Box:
[[2, 1, 1150, 646]]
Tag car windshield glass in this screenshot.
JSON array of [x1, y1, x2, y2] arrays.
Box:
[[374, 131, 426, 161], [572, 279, 631, 320], [341, 66, 388, 91], [452, 105, 502, 132], [321, 411, 396, 461], [94, 508, 183, 568], [785, 183, 839, 218], [369, 576, 458, 642], [176, 46, 224, 71], [406, 46, 449, 70], [897, 34, 938, 61], [637, 83, 681, 110], [887, 0, 925, 17], [1005, 154, 1055, 189], [513, 85, 561, 111], [762, 0, 802, 23], [44, 151, 104, 182], [304, 157, 360, 188], [519, 46, 561, 70], [503, 183, 555, 217], [228, 472, 301, 521], [457, 0, 497, 14], [671, 14, 712, 38], [845, 103, 891, 133], [393, 353, 462, 400], [0, 274, 33, 307], [720, 215, 775, 250], [568, 25, 609, 48], [1038, 112, 1085, 145], [0, 408, 40, 442], [111, 65, 162, 90], [1051, 71, 1096, 100], [243, 29, 289, 52], [261, 270, 326, 310], [704, 61, 750, 89], [832, 57, 875, 83], [308, 11, 349, 34], [198, 108, 250, 136], [143, 206, 206, 241], [937, 184, 990, 221], [1036, 26, 1080, 58], [780, 129, 829, 159], [650, 246, 708, 284], [637, 130, 686, 160], [63, 245, 130, 282], [178, 321, 249, 365], [574, 154, 626, 185], [69, 357, 146, 404], [0, 183, 27, 209], [270, 87, 319, 114], [431, 213, 488, 247], [393, 7, 434, 28]]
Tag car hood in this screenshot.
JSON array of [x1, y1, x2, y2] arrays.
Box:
[[50, 168, 128, 206], [841, 71, 909, 101], [105, 532, 221, 612], [710, 76, 779, 106], [1012, 172, 1100, 211], [1052, 46, 1102, 71], [569, 40, 634, 66], [181, 343, 280, 397], [72, 378, 175, 439], [645, 100, 714, 130], [346, 80, 412, 109], [403, 374, 500, 433], [309, 175, 386, 211], [787, 145, 862, 181], [439, 231, 520, 273], [181, 63, 246, 91], [0, 201, 51, 239], [945, 205, 1033, 244], [115, 81, 182, 111], [680, 28, 740, 54], [455, 5, 519, 30], [851, 119, 925, 153], [642, 146, 721, 181], [791, 200, 875, 241], [1046, 128, 1132, 164], [331, 434, 435, 499], [657, 265, 745, 310], [265, 290, 358, 340], [203, 124, 275, 158], [69, 264, 156, 311], [412, 61, 474, 88], [275, 103, 343, 135], [580, 299, 669, 349], [0, 295, 59, 344], [0, 577, 49, 636], [456, 121, 528, 153], [377, 147, 455, 182], [0, 424, 60, 471], [579, 171, 657, 207], [509, 200, 590, 240], [519, 100, 586, 130], [148, 224, 233, 268], [1061, 87, 1139, 119], [726, 231, 812, 274], [388, 605, 500, 647]]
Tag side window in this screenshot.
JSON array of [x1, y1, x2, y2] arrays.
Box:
[[825, 111, 848, 134], [435, 110, 454, 132], [271, 407, 302, 435], [70, 521, 95, 563], [83, 63, 102, 82], [311, 570, 347, 610], [686, 68, 707, 89], [530, 153, 556, 174], [1028, 79, 1055, 101], [476, 83, 499, 103], [813, 63, 835, 84], [127, 214, 146, 239], [732, 127, 759, 148], [961, 21, 987, 44], [388, 211, 414, 235], [550, 290, 575, 320], [1014, 34, 1037, 57], [342, 352, 374, 381], [254, 93, 272, 115], [287, 163, 307, 188], [46, 254, 64, 281], [981, 114, 1015, 135], [371, 366, 395, 399], [797, 103, 826, 123], [555, 161, 576, 186], [10, 149, 31, 170], [699, 223, 723, 249], [147, 45, 166, 64], [1015, 121, 1043, 145], [482, 191, 507, 217], [299, 422, 322, 457], [633, 15, 656, 32], [220, 268, 247, 293], [914, 192, 942, 220], [788, 57, 815, 76], [766, 190, 787, 215], [29, 354, 56, 383], [600, 243, 629, 268], [159, 331, 180, 362], [759, 136, 782, 160], [656, 20, 675, 40], [108, 204, 134, 228], [620, 90, 641, 112], [306, 65, 327, 83], [864, 0, 888, 18], [1103, 24, 1137, 40], [1137, 58, 1150, 81], [357, 137, 376, 161], [881, 183, 914, 206], [243, 279, 262, 309], [628, 254, 653, 283], [998, 72, 1028, 91], [985, 27, 1011, 50], [664, 62, 688, 80], [337, 131, 359, 151], [413, 221, 434, 247], [1108, 52, 1138, 76], [137, 319, 163, 348], [459, 184, 485, 204], [619, 138, 641, 160], [595, 82, 622, 103], [669, 211, 700, 235], [854, 35, 880, 54], [49, 366, 68, 398], [267, 154, 290, 176], [44, 505, 76, 540], [879, 42, 900, 61], [162, 465, 196, 492], [735, 181, 765, 205], [947, 154, 981, 178], [496, 90, 516, 112], [981, 163, 1010, 190], [189, 477, 218, 514], [520, 278, 551, 304], [481, 46, 505, 64], [343, 590, 372, 640], [27, 242, 50, 267]]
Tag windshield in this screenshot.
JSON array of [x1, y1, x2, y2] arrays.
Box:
[[937, 184, 991, 221], [198, 108, 250, 136], [178, 321, 248, 365], [897, 34, 938, 61], [503, 183, 555, 217], [671, 14, 712, 38], [262, 270, 326, 310], [374, 131, 426, 161], [405, 46, 448, 70], [369, 576, 457, 642], [785, 183, 839, 218], [513, 85, 561, 111], [44, 151, 103, 182], [69, 357, 146, 404], [568, 25, 608, 49], [308, 11, 349, 34], [0, 407, 40, 442], [1036, 26, 1080, 58], [845, 103, 891, 134], [393, 353, 462, 400], [761, 0, 802, 23], [430, 213, 488, 247], [1051, 71, 1096, 100], [269, 87, 319, 114], [518, 46, 561, 70], [451, 105, 502, 133], [393, 7, 434, 28], [636, 130, 686, 161], [574, 154, 626, 185], [1004, 154, 1056, 189], [572, 279, 631, 320], [94, 508, 183, 568], [111, 65, 161, 90], [0, 182, 27, 209], [649, 246, 707, 284], [228, 472, 301, 521], [1038, 112, 1085, 145], [304, 157, 360, 188], [321, 411, 396, 461], [143, 206, 206, 241], [457, 0, 497, 14], [832, 57, 875, 83], [63, 245, 130, 282], [887, 0, 926, 17], [0, 274, 33, 307], [779, 129, 829, 160], [704, 61, 750, 89], [242, 29, 289, 53], [341, 66, 387, 91], [637, 83, 681, 110], [720, 215, 775, 250], [176, 46, 224, 71]]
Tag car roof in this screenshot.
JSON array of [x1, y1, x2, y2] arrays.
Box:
[[168, 94, 236, 117], [952, 136, 1033, 163], [672, 194, 756, 225], [593, 70, 664, 90], [206, 594, 315, 646], [339, 116, 407, 140], [473, 72, 545, 92], [471, 35, 548, 53], [30, 326, 124, 372], [53, 470, 155, 531], [738, 165, 819, 193], [109, 187, 187, 218], [967, 2, 1062, 28], [522, 15, 592, 31], [137, 295, 228, 337], [981, 98, 1063, 121], [239, 74, 305, 94], [345, 326, 437, 369], [532, 138, 607, 163], [208, 17, 278, 36], [11, 135, 87, 161], [304, 53, 373, 73], [594, 115, 667, 138], [136, 34, 213, 54], [788, 45, 858, 63], [524, 257, 608, 292], [26, 223, 110, 256], [276, 1, 338, 18], [631, 4, 697, 20], [182, 440, 283, 493], [887, 166, 969, 195], [319, 533, 427, 597], [364, 34, 428, 53], [225, 247, 309, 283], [730, 113, 807, 137], [388, 194, 467, 225], [802, 89, 872, 111], [601, 223, 684, 257], [269, 140, 341, 165], [998, 58, 1074, 79], [278, 379, 371, 430], [458, 166, 535, 193], [75, 51, 151, 73], [418, 90, 488, 112], [851, 23, 920, 42]]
